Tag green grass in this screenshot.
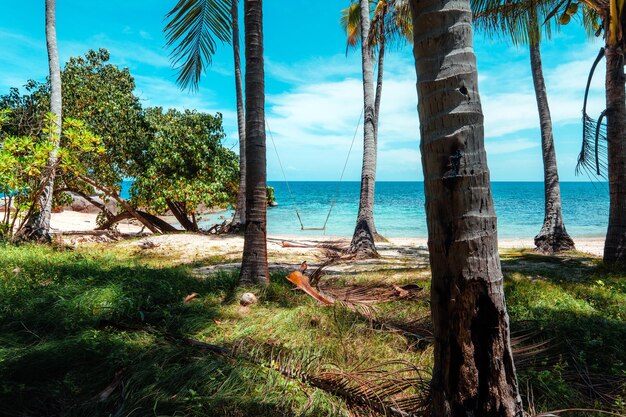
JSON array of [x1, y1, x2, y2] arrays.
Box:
[[0, 243, 625, 416]]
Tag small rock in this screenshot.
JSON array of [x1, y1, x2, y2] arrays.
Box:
[[240, 292, 257, 306]]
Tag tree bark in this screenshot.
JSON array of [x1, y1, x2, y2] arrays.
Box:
[[239, 0, 269, 286], [603, 43, 626, 265], [96, 210, 179, 233], [350, 0, 379, 258], [529, 41, 575, 253], [409, 0, 523, 415], [77, 175, 159, 234], [231, 0, 247, 229], [29, 0, 61, 242], [166, 200, 198, 231], [55, 188, 115, 220]]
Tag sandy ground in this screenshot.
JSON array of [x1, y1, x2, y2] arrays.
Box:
[[50, 209, 606, 257]]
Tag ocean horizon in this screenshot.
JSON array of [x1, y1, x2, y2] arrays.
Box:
[[122, 181, 609, 239]]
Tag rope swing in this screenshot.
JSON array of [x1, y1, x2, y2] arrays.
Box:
[[266, 109, 363, 231]]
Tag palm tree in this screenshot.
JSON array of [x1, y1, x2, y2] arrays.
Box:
[[164, 0, 268, 285], [560, 2, 626, 265], [230, 0, 246, 230], [472, 0, 576, 253], [28, 0, 62, 241], [348, 0, 379, 258], [341, 0, 411, 257], [238, 0, 269, 285], [408, 0, 523, 413]]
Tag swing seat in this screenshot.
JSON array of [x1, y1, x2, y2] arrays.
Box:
[[301, 227, 326, 231]]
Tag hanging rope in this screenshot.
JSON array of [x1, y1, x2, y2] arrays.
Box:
[[266, 109, 363, 231]]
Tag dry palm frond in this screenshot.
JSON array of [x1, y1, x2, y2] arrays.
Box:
[[577, 47, 608, 178], [533, 408, 626, 417], [233, 341, 431, 417], [310, 360, 431, 417], [322, 282, 424, 304], [287, 270, 335, 305]]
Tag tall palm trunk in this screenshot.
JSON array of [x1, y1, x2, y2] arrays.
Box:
[[239, 0, 269, 285], [30, 0, 62, 241], [231, 0, 246, 229], [529, 38, 575, 253], [350, 0, 379, 258], [373, 5, 385, 142], [409, 0, 523, 415], [603, 43, 626, 264]]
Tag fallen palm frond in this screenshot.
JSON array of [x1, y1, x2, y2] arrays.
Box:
[[287, 270, 335, 305], [231, 342, 431, 417], [533, 408, 626, 417], [322, 282, 424, 304]]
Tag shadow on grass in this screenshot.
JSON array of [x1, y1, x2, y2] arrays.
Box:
[[0, 245, 329, 417]]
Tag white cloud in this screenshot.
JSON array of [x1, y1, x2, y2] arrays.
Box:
[[485, 138, 538, 155]]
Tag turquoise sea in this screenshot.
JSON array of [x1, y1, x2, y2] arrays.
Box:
[[121, 181, 610, 239]]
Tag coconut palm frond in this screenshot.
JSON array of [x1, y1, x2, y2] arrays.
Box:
[[311, 360, 431, 417], [238, 341, 431, 417], [164, 0, 232, 91], [472, 0, 562, 46], [581, 3, 603, 37], [341, 1, 363, 51], [389, 0, 413, 45], [576, 47, 607, 178]]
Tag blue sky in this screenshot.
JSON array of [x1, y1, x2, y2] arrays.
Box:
[[0, 1, 607, 181]]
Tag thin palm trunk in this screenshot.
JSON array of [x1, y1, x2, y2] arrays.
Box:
[[231, 0, 246, 229], [529, 40, 575, 253], [350, 0, 379, 258], [373, 6, 385, 142], [30, 0, 62, 242], [239, 0, 269, 285], [603, 43, 626, 264], [409, 0, 523, 414]]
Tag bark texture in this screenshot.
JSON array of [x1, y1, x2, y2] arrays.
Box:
[[29, 0, 62, 241], [231, 0, 247, 229], [350, 0, 379, 258], [239, 0, 269, 285], [409, 0, 523, 415], [529, 42, 575, 253], [603, 44, 626, 265]]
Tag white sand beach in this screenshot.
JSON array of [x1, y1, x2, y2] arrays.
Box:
[[49, 209, 606, 257]]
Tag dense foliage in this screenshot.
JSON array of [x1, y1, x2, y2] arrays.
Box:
[[0, 49, 239, 233], [132, 108, 238, 230], [0, 112, 103, 240]]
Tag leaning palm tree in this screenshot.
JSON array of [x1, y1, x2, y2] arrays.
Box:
[[408, 0, 524, 413], [347, 0, 380, 258], [472, 0, 576, 253], [230, 0, 246, 229], [27, 0, 62, 241], [164, 0, 269, 285], [340, 0, 411, 257]]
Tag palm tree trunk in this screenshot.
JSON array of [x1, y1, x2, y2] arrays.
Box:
[[529, 41, 575, 253], [29, 0, 61, 242], [231, 0, 246, 229], [409, 0, 523, 415], [350, 0, 379, 258], [373, 8, 385, 143], [603, 44, 626, 265], [239, 0, 269, 285]]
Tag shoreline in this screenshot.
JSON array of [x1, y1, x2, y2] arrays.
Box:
[[49, 210, 606, 257]]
